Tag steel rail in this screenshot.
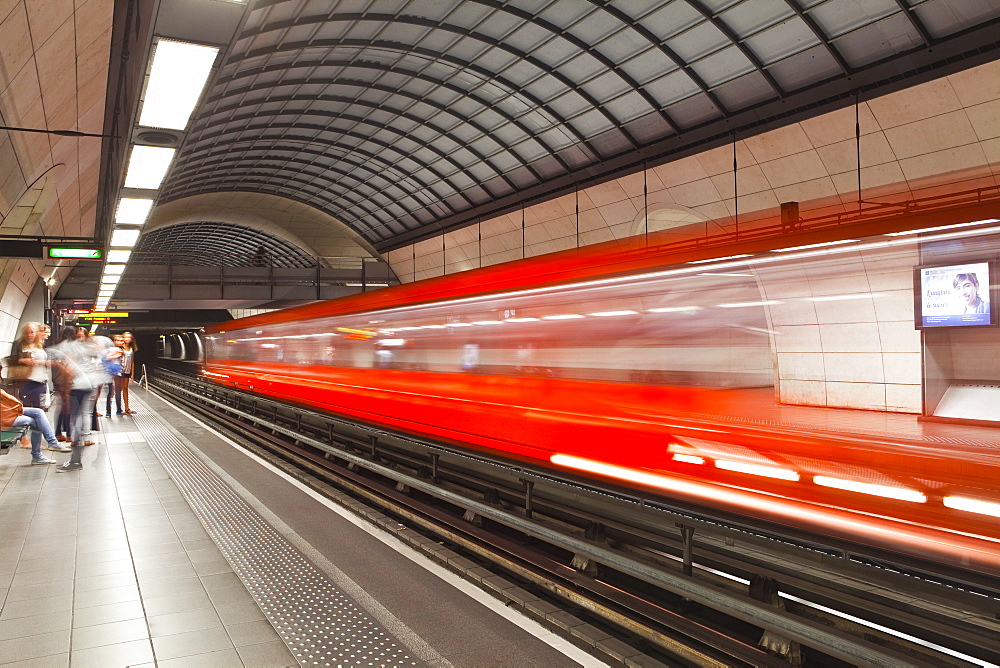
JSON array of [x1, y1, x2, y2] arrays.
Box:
[[150, 370, 1000, 666]]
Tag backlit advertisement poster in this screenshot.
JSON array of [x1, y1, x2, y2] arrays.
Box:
[[917, 261, 994, 327]]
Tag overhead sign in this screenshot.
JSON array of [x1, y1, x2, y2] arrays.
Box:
[[47, 246, 102, 260], [66, 309, 91, 315], [78, 312, 128, 318], [1, 240, 43, 258], [90, 318, 118, 324]]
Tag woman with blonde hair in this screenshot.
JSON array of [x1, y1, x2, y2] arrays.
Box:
[[119, 331, 138, 414], [14, 322, 69, 453]]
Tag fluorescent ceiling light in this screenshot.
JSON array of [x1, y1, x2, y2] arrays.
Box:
[[115, 198, 154, 226], [542, 314, 584, 320], [103, 264, 126, 275], [472, 320, 504, 325], [107, 250, 132, 263], [589, 310, 637, 317], [772, 239, 857, 252], [139, 40, 220, 130], [814, 476, 926, 503], [101, 276, 122, 286], [110, 228, 141, 248], [123, 146, 175, 189], [505, 317, 540, 323]]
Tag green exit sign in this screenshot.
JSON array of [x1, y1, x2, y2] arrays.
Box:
[[48, 247, 102, 260]]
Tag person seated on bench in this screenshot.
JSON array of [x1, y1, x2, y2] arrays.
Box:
[[0, 389, 66, 465]]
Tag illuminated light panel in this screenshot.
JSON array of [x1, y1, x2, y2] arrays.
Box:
[[421, 324, 447, 329], [103, 264, 126, 275], [378, 339, 406, 346], [772, 239, 858, 252], [672, 454, 705, 465], [505, 317, 540, 322], [813, 476, 926, 503], [589, 310, 637, 317], [110, 228, 141, 248], [885, 219, 998, 236], [101, 275, 122, 285], [717, 300, 782, 308], [943, 496, 1000, 517], [445, 322, 473, 327], [688, 254, 752, 264], [123, 146, 175, 189], [472, 320, 504, 325], [107, 250, 132, 263], [808, 293, 885, 302], [139, 40, 220, 130], [115, 198, 154, 226], [648, 306, 703, 313], [542, 314, 585, 320], [345, 282, 389, 287], [715, 460, 800, 481]]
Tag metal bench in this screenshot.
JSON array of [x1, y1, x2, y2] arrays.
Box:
[[1, 425, 28, 455]]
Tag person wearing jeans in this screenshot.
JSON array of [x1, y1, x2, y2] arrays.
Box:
[[2, 389, 62, 464]]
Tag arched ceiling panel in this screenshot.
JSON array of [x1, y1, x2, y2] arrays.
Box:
[[154, 0, 1000, 254]]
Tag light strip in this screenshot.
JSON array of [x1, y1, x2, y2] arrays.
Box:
[[110, 228, 141, 248], [123, 146, 175, 189], [103, 264, 126, 275], [807, 293, 885, 302], [885, 219, 999, 236], [542, 314, 585, 320], [688, 254, 752, 264], [648, 306, 703, 313], [813, 476, 926, 503], [672, 454, 705, 465], [115, 198, 154, 226], [943, 496, 1000, 517], [715, 460, 800, 481], [772, 239, 858, 252], [107, 250, 132, 263], [505, 317, 539, 322], [717, 300, 782, 308], [589, 310, 638, 317], [139, 39, 220, 130]]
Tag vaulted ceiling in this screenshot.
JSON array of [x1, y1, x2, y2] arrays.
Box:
[[159, 0, 1000, 252]]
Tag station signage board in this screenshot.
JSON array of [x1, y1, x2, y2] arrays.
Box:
[[78, 312, 128, 319]]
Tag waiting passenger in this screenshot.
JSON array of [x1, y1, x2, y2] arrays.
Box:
[[1, 389, 62, 465], [118, 331, 137, 414]]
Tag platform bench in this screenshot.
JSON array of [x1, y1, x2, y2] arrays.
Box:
[[1, 425, 28, 456]]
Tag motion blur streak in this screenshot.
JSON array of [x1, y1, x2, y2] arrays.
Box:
[[548, 454, 999, 567], [813, 476, 927, 503], [714, 460, 800, 481], [944, 496, 1000, 517]]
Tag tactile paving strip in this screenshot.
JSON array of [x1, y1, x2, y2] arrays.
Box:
[[131, 414, 420, 667]]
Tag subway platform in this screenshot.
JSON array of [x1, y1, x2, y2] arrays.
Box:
[[0, 387, 606, 667]]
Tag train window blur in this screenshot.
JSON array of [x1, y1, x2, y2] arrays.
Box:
[[205, 268, 773, 388]]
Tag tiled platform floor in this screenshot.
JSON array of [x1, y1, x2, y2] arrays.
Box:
[[0, 403, 297, 667]]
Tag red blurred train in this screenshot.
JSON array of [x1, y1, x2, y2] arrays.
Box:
[[202, 218, 1000, 573]]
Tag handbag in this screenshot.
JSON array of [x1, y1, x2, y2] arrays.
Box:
[[4, 354, 30, 381], [1, 389, 23, 427]]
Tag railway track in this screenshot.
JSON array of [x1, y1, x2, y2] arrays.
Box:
[[151, 367, 1000, 667]]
